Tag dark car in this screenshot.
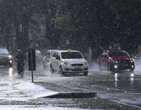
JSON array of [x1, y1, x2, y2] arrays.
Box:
[[97, 50, 135, 72], [0, 48, 13, 67]]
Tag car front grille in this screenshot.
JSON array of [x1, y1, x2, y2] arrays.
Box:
[[71, 64, 83, 66], [119, 60, 130, 66]]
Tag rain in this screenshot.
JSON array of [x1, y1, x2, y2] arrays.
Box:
[[0, 0, 140, 110]]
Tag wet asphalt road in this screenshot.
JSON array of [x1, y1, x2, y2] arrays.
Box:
[[30, 65, 141, 110], [0, 67, 141, 109]]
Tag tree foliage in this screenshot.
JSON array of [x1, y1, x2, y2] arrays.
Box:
[[0, 0, 140, 57]]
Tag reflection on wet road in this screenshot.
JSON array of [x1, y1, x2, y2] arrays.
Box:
[[35, 69, 141, 109], [0, 66, 141, 109], [91, 71, 141, 93], [9, 67, 13, 77], [113, 72, 135, 88]]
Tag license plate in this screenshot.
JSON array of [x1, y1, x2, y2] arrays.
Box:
[[74, 68, 81, 71]]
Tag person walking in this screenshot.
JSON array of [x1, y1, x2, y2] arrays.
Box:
[[15, 49, 25, 78]]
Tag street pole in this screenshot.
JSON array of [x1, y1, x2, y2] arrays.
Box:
[[31, 71, 34, 83], [28, 48, 36, 83]]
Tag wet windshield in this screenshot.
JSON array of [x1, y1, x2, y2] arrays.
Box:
[[109, 51, 129, 57], [61, 52, 83, 59]]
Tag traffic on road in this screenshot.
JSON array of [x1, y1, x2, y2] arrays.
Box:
[[0, 1, 140, 110], [0, 47, 140, 110]]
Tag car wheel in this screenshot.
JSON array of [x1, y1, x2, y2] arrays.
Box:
[[84, 72, 88, 76], [58, 66, 64, 75], [9, 64, 13, 68], [50, 64, 55, 73], [110, 67, 118, 73], [43, 63, 47, 70], [130, 68, 134, 72]]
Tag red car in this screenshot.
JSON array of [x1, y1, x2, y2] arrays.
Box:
[[97, 50, 135, 72]]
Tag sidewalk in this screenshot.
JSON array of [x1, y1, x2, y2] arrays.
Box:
[[0, 77, 58, 101]]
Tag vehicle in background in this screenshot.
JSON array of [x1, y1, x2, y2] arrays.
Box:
[[0, 48, 13, 67], [42, 50, 88, 76], [97, 50, 135, 72]]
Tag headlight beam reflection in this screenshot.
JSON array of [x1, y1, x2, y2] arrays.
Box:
[[8, 67, 14, 91], [9, 67, 13, 78], [114, 73, 118, 88], [130, 73, 134, 85]]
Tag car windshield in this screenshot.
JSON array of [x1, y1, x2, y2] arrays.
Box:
[[109, 51, 129, 57], [61, 52, 83, 59], [0, 48, 9, 55]]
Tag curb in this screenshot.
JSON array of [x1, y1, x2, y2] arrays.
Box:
[[43, 92, 97, 98]]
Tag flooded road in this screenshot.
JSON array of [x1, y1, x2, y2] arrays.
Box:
[[35, 68, 141, 110], [0, 66, 141, 109]]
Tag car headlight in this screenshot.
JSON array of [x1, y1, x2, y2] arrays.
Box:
[[130, 58, 134, 63], [131, 65, 134, 68], [9, 60, 13, 63], [63, 62, 68, 66], [114, 64, 118, 69], [84, 62, 88, 66], [8, 55, 12, 59]]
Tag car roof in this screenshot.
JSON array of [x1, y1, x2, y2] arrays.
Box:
[[48, 50, 80, 53]]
